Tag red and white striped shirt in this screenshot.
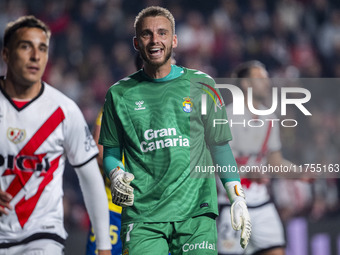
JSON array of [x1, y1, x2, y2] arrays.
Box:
[[0, 81, 98, 245]]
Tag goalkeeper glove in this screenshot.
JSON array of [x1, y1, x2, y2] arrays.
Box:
[[225, 181, 252, 249], [109, 167, 134, 207]]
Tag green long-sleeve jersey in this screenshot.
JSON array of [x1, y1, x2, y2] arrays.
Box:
[[99, 66, 232, 223]]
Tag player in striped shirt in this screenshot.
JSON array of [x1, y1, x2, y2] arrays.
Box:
[[0, 15, 111, 254], [217, 61, 286, 255]]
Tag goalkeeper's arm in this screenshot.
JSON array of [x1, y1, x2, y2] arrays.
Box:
[[210, 143, 252, 249], [103, 146, 134, 207]]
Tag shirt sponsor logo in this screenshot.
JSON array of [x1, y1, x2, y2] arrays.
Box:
[[0, 154, 51, 172], [7, 127, 26, 144], [183, 97, 193, 113], [182, 241, 216, 253], [140, 128, 189, 153], [134, 100, 146, 111]]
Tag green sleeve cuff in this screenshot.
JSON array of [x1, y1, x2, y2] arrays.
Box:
[[103, 146, 124, 177], [210, 143, 240, 185]]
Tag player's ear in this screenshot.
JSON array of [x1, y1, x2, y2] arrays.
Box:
[[172, 34, 178, 49], [133, 37, 140, 51], [2, 47, 9, 64]]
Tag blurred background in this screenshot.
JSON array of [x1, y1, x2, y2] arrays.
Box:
[[0, 0, 339, 254]]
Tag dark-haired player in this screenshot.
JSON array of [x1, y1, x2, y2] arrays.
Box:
[[217, 61, 286, 255], [0, 15, 111, 255]]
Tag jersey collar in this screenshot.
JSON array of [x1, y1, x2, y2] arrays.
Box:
[[0, 76, 45, 112]]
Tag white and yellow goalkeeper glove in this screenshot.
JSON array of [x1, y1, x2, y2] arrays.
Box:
[[225, 181, 252, 249], [109, 167, 134, 207]]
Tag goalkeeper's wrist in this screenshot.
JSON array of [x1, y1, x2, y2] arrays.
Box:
[[109, 166, 124, 178], [224, 181, 246, 204]]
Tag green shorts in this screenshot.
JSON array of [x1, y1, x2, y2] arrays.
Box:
[[121, 215, 217, 255]]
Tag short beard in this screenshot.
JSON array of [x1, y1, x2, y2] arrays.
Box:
[[140, 46, 173, 68]]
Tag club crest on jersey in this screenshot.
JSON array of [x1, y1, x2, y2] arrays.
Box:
[[7, 127, 26, 144], [134, 100, 146, 111], [183, 97, 193, 113]]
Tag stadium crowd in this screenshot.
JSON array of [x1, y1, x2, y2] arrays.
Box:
[[1, 0, 339, 249]]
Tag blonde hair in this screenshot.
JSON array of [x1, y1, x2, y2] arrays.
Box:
[[134, 6, 175, 35]]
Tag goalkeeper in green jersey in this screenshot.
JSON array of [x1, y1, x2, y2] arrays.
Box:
[[99, 6, 251, 255]]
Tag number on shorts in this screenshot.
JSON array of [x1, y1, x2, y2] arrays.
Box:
[[126, 223, 134, 242]]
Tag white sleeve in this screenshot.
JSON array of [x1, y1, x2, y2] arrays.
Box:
[[74, 159, 111, 250], [63, 100, 99, 166]]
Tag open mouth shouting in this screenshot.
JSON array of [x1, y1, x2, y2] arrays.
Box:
[[149, 47, 164, 59]]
